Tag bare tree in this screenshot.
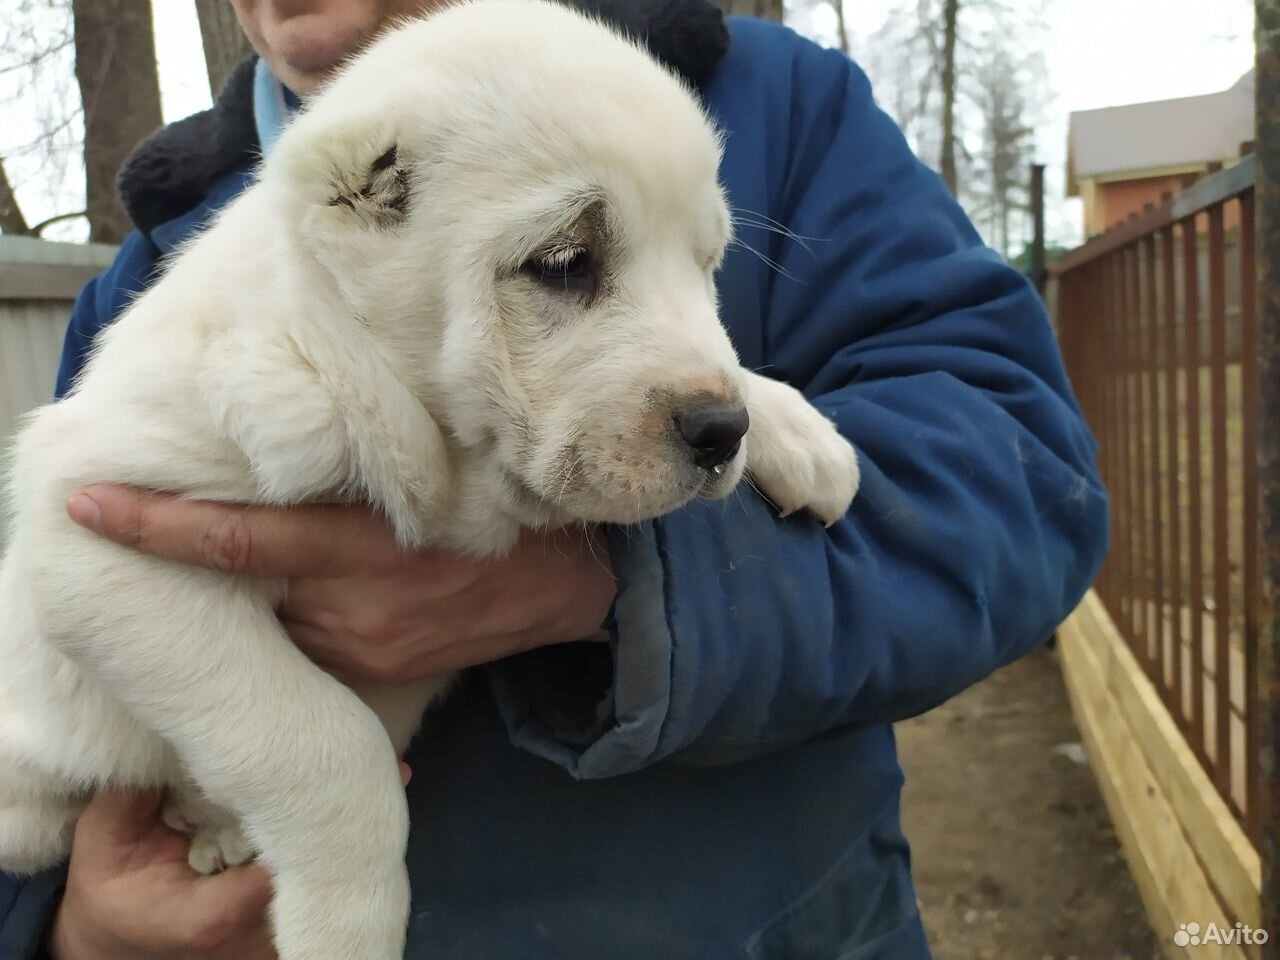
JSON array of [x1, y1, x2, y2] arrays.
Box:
[[867, 0, 963, 193], [71, 0, 164, 244], [0, 159, 33, 235], [938, 0, 960, 195], [195, 0, 253, 96], [967, 46, 1035, 256], [865, 0, 945, 162], [863, 0, 1047, 251], [0, 0, 82, 237], [714, 0, 784, 22], [830, 0, 849, 54]]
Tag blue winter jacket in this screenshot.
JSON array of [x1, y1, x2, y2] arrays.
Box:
[[0, 9, 1107, 960]]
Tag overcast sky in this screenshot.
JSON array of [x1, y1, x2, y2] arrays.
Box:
[[5, 0, 1257, 248], [793, 0, 1255, 246]]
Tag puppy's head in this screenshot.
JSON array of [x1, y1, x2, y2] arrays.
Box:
[[272, 0, 746, 524]]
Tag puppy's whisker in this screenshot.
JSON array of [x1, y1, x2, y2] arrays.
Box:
[[729, 208, 826, 256], [581, 526, 611, 578], [727, 238, 801, 284], [730, 205, 826, 239], [743, 473, 780, 514], [730, 219, 824, 249]]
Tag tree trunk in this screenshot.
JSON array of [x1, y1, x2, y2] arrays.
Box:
[[833, 0, 849, 54], [195, 0, 253, 97], [72, 0, 164, 244], [938, 0, 960, 195], [714, 0, 784, 22], [0, 159, 32, 235]]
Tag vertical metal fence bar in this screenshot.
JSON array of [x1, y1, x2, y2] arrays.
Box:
[[1097, 261, 1116, 613], [1103, 257, 1119, 621], [1126, 244, 1147, 664], [1105, 257, 1120, 617], [1163, 223, 1186, 730], [1117, 249, 1138, 657], [1207, 202, 1232, 799], [1135, 245, 1151, 664], [1183, 214, 1208, 765], [1136, 241, 1157, 670], [1145, 234, 1166, 690], [1241, 191, 1262, 842], [1143, 242, 1157, 668]]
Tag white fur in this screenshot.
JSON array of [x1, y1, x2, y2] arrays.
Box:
[[0, 2, 858, 957]]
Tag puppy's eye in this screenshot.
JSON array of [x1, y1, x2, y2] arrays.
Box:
[[522, 246, 596, 298]]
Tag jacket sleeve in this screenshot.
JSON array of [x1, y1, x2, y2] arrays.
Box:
[[2, 230, 161, 957], [488, 36, 1108, 777]]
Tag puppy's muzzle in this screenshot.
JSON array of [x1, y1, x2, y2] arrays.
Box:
[[673, 401, 749, 472]]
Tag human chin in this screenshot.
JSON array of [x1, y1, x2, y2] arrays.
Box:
[[262, 9, 376, 84]]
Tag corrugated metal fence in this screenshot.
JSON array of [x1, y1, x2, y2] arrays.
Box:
[[0, 236, 117, 450]]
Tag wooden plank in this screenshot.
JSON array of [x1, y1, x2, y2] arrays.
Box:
[[1077, 593, 1262, 925], [1061, 620, 1251, 958], [1059, 592, 1263, 957], [1060, 622, 1236, 958]]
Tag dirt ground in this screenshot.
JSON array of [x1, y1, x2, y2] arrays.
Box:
[[898, 645, 1164, 960]]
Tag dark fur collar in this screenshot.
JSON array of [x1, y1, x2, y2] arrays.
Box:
[[117, 0, 730, 235]]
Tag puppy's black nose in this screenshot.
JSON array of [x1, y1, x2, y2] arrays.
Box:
[[673, 403, 749, 470]]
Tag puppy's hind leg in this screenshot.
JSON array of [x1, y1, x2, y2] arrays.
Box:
[[43, 554, 410, 960]]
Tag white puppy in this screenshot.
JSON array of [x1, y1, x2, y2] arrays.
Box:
[[0, 1, 858, 957]]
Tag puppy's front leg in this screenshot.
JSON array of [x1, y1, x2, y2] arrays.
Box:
[[742, 371, 861, 526], [44, 555, 410, 960]]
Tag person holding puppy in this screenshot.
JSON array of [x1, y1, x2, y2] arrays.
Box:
[[0, 0, 1107, 958]]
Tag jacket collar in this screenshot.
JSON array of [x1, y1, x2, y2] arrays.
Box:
[[117, 0, 730, 236]]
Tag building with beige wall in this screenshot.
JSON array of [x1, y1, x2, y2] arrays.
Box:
[[1067, 71, 1254, 237]]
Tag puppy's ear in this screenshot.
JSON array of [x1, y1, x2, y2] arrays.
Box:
[[268, 112, 414, 230], [323, 143, 413, 230]]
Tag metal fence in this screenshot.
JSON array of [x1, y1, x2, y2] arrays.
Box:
[[0, 235, 117, 450], [1052, 157, 1264, 840]]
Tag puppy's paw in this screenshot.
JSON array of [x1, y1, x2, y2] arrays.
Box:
[[162, 789, 255, 875], [743, 374, 859, 527], [188, 822, 255, 875]]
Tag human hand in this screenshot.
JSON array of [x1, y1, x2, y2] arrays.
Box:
[[46, 787, 275, 960], [67, 486, 618, 685], [47, 763, 413, 960]]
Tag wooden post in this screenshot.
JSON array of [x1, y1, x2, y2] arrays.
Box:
[[1252, 0, 1280, 952], [1030, 163, 1047, 296]]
